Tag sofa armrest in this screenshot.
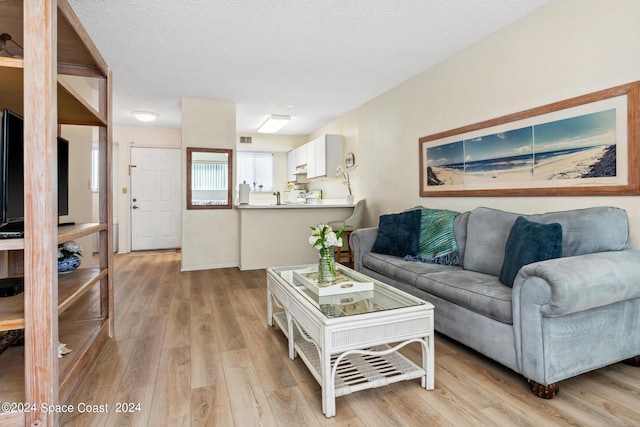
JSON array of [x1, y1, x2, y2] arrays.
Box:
[[513, 249, 640, 384], [350, 227, 378, 272], [514, 250, 640, 316]]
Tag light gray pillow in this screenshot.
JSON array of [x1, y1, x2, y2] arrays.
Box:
[[463, 206, 630, 276], [463, 207, 518, 276]]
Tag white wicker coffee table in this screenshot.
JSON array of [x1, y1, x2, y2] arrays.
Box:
[[266, 263, 434, 417]]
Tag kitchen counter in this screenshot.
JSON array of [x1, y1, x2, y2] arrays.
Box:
[[236, 202, 353, 209], [238, 202, 355, 270]]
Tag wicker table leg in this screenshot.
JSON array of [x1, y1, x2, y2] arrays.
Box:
[[266, 287, 274, 327]]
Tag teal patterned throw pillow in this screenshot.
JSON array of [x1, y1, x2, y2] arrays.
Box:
[[405, 207, 460, 265]]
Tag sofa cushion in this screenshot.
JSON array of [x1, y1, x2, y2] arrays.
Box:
[[463, 206, 630, 276], [362, 252, 460, 286], [415, 270, 513, 324], [498, 217, 562, 287], [371, 209, 422, 257], [527, 206, 630, 256], [464, 207, 518, 276]]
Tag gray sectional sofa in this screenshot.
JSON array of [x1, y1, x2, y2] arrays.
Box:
[[351, 206, 640, 397]]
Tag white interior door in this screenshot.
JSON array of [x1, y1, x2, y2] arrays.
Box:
[[130, 147, 181, 251]]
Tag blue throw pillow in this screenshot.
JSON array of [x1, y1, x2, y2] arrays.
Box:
[[499, 216, 562, 287], [372, 209, 422, 257]]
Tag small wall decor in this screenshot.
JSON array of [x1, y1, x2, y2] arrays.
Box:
[[419, 81, 640, 196]]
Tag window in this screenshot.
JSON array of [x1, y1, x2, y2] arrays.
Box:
[[192, 160, 228, 190], [237, 152, 274, 191]]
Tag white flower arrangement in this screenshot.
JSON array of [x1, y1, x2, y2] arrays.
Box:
[[336, 163, 357, 196], [58, 240, 82, 260], [309, 224, 344, 256]]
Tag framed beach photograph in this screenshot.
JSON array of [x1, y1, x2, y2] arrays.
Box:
[[419, 81, 640, 196]]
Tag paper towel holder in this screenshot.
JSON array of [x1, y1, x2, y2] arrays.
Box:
[[186, 147, 233, 210], [239, 181, 250, 205]]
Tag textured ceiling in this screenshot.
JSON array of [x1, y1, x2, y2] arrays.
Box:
[[67, 0, 551, 134]]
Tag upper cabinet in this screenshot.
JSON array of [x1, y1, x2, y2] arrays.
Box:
[[289, 134, 342, 181], [287, 144, 308, 182]]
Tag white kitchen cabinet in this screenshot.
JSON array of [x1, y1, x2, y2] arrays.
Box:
[[295, 144, 308, 168], [287, 150, 296, 182], [287, 144, 310, 182], [307, 134, 343, 179]]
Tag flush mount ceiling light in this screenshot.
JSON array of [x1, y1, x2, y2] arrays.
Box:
[[257, 115, 291, 133], [132, 111, 159, 122]]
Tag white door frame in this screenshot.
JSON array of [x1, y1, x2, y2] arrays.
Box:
[[129, 146, 182, 251]]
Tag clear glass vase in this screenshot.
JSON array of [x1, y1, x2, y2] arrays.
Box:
[[317, 248, 336, 283]]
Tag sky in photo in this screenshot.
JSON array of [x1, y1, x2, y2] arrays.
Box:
[[426, 141, 464, 167], [425, 108, 616, 168], [533, 109, 616, 153], [464, 127, 533, 162]]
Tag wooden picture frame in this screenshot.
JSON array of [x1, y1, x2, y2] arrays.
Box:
[[419, 81, 640, 196], [186, 147, 233, 209]]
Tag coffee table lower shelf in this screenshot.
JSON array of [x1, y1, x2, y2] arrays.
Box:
[[273, 311, 426, 398]]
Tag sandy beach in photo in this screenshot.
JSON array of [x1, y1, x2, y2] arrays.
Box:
[[533, 145, 609, 179], [427, 166, 464, 186]]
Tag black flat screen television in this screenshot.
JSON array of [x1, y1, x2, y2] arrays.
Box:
[[0, 109, 70, 237]]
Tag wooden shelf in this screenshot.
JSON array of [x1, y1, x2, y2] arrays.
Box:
[[57, 223, 107, 244], [0, 67, 106, 126], [0, 318, 108, 419], [0, 0, 108, 76], [0, 341, 25, 425], [0, 267, 106, 332], [58, 319, 109, 403], [0, 223, 107, 251], [0, 1, 113, 423]]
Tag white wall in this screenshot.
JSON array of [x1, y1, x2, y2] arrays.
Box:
[[310, 0, 640, 248], [181, 98, 238, 270]]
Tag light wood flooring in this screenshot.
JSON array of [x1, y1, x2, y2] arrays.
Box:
[[60, 252, 640, 426]]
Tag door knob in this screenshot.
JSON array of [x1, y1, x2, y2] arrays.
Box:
[[132, 205, 139, 209]]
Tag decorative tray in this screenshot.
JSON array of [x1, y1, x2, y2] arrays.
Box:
[[293, 266, 374, 296]]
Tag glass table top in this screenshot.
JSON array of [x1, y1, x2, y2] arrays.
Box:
[[273, 263, 425, 318]]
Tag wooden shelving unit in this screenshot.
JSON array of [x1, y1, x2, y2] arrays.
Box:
[[0, 1, 113, 425]]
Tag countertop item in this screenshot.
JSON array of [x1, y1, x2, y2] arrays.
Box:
[[236, 200, 354, 209]]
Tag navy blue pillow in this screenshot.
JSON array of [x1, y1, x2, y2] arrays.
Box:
[[499, 216, 562, 287], [372, 209, 422, 257]]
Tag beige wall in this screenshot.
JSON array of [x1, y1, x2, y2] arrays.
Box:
[[310, 0, 640, 248], [59, 76, 95, 257], [109, 0, 640, 261], [237, 132, 306, 153], [60, 125, 93, 257], [181, 98, 238, 270]]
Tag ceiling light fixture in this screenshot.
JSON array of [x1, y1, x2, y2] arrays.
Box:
[[132, 111, 159, 122], [257, 115, 291, 133]]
